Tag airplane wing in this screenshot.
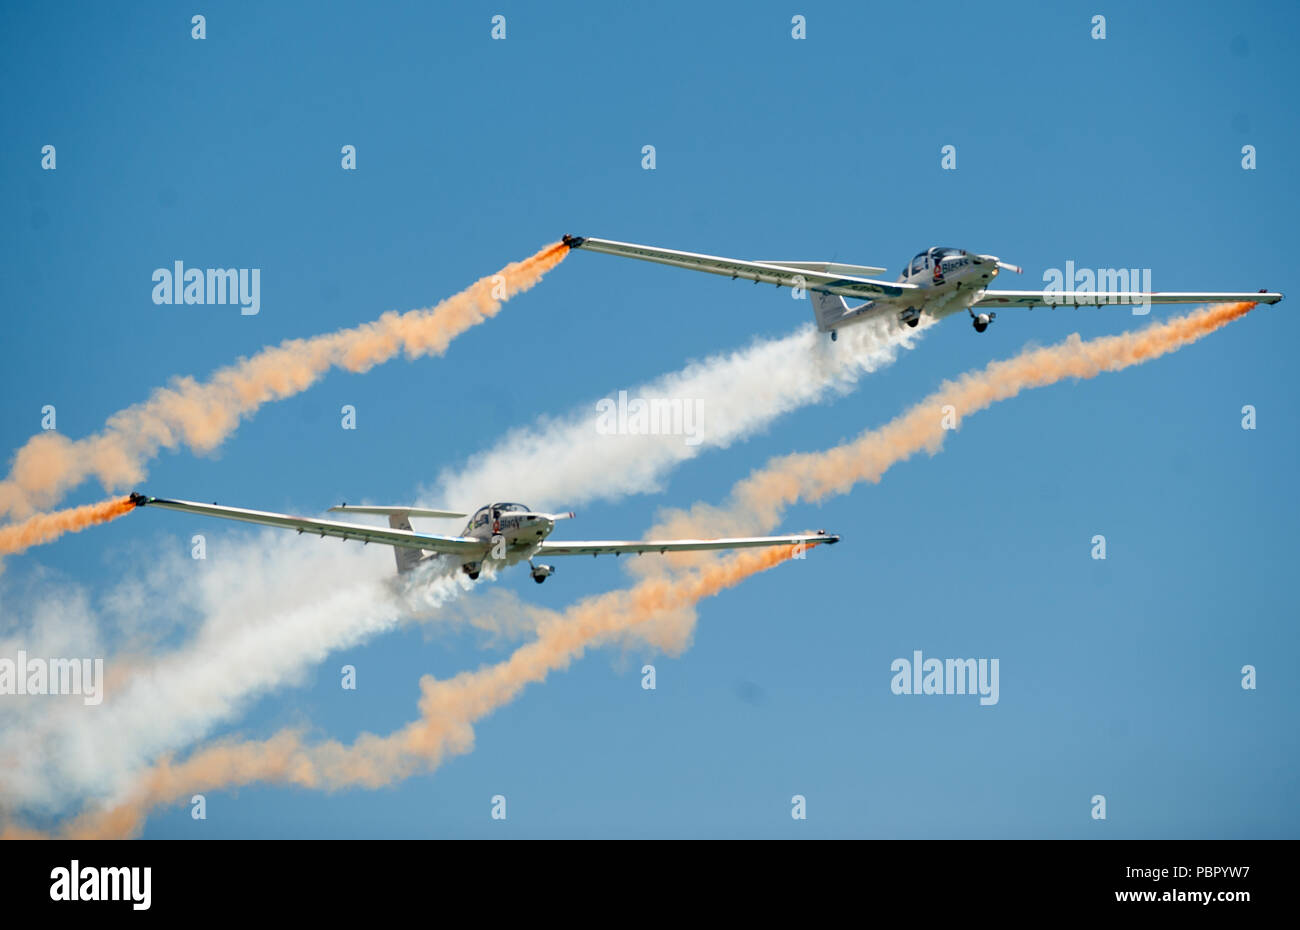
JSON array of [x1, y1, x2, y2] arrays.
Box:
[[129, 494, 489, 555], [974, 289, 1284, 309], [564, 235, 913, 301], [538, 531, 839, 557]]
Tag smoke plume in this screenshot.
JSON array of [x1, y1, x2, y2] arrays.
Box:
[[4, 301, 1257, 837], [0, 243, 568, 524], [0, 497, 135, 557]]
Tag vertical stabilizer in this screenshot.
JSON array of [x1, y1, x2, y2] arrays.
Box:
[[810, 290, 851, 332], [387, 513, 425, 574]]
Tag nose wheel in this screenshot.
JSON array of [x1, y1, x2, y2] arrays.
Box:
[[970, 309, 995, 333], [529, 560, 554, 584]]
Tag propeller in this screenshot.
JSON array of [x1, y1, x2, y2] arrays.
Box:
[[976, 254, 1022, 275]]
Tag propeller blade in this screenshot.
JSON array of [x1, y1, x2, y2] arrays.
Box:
[[976, 255, 1023, 275]]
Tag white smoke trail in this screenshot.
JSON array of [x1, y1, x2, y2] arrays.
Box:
[[0, 524, 472, 814], [0, 314, 923, 818], [432, 316, 930, 509], [13, 302, 1260, 838]]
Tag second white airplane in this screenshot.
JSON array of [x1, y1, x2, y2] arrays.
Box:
[[128, 494, 837, 584], [562, 235, 1282, 339]]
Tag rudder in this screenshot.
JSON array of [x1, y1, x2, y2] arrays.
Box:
[[810, 290, 850, 332], [387, 513, 425, 574]]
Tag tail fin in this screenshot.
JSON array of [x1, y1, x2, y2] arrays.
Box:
[[387, 513, 425, 574], [810, 290, 850, 332], [328, 504, 459, 575]]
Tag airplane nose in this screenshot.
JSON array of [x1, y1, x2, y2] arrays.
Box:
[[976, 254, 1022, 275]]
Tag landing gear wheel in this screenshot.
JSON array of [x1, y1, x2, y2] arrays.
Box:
[[467, 570, 480, 580], [973, 320, 988, 333], [830, 330, 837, 342], [906, 318, 919, 328], [528, 560, 553, 584]]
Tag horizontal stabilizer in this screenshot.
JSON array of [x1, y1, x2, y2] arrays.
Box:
[[328, 505, 466, 519], [754, 260, 888, 277]]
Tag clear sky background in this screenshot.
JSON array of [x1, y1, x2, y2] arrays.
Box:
[[1, 0, 1296, 838]]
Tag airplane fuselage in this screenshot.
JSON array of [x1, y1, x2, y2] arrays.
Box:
[[876, 248, 1006, 326], [807, 246, 1015, 337], [419, 503, 558, 579]]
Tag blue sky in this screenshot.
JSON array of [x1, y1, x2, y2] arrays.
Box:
[[1, 0, 1297, 837]]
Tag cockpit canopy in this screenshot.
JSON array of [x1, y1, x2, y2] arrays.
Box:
[[904, 247, 967, 276], [468, 502, 531, 530]]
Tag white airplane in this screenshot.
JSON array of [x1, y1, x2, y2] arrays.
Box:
[[561, 235, 1282, 338], [127, 493, 838, 584]]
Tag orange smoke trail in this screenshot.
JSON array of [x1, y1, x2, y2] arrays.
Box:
[[647, 301, 1261, 542], [12, 301, 1256, 839], [0, 243, 569, 523], [29, 544, 801, 839], [0, 497, 135, 557]]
